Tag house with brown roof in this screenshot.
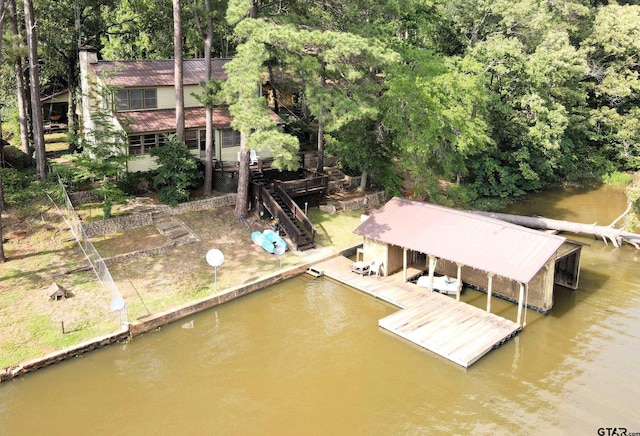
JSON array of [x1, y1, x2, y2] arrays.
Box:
[[78, 47, 282, 174], [353, 197, 583, 314]]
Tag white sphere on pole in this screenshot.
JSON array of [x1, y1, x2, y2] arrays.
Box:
[[206, 249, 224, 267]]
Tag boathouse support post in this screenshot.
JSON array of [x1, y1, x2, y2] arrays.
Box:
[[428, 255, 437, 291], [456, 263, 462, 302], [517, 283, 525, 326], [486, 273, 494, 313], [403, 248, 408, 282]]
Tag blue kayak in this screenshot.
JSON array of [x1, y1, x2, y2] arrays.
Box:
[[263, 229, 288, 251], [251, 231, 275, 254]]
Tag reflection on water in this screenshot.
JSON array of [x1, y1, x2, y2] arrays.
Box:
[[1, 184, 639, 434]]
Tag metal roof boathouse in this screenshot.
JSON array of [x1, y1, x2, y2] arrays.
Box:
[[354, 197, 583, 315], [316, 197, 584, 367]]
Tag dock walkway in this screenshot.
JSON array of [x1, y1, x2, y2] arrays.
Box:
[[311, 256, 521, 368]]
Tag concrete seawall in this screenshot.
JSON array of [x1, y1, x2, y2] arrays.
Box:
[[1, 253, 344, 383], [128, 261, 320, 336]]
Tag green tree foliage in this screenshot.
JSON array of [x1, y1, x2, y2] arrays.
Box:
[[74, 86, 128, 181], [73, 84, 128, 212], [35, 0, 116, 138], [222, 37, 299, 170], [101, 0, 230, 59], [380, 46, 491, 198], [149, 134, 201, 206], [583, 3, 640, 171], [3, 0, 640, 209]]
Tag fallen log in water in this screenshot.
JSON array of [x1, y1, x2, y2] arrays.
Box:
[[473, 203, 640, 249]]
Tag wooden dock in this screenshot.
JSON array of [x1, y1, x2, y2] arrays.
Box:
[[311, 256, 521, 368]]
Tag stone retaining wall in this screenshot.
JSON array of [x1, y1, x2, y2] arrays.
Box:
[[83, 213, 154, 238], [328, 175, 362, 193], [336, 191, 386, 212], [79, 194, 236, 238], [68, 190, 101, 206], [102, 243, 176, 264], [165, 193, 236, 215]]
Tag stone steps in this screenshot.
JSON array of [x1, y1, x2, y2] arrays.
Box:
[[152, 212, 200, 246]]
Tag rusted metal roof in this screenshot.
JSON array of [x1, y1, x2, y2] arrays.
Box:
[[117, 107, 283, 134], [93, 58, 230, 87], [353, 197, 566, 284]]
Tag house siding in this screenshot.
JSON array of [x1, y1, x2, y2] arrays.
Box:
[[153, 85, 203, 109], [126, 148, 203, 173]]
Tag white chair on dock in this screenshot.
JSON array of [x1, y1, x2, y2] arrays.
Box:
[[368, 259, 383, 278]]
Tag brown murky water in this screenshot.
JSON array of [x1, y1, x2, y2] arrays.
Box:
[[1, 185, 639, 434]]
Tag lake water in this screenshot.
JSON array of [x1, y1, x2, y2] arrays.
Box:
[[1, 184, 639, 434]]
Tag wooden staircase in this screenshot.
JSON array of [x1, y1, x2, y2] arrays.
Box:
[[250, 170, 317, 251]]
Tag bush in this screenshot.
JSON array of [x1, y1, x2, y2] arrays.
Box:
[[149, 134, 201, 207], [602, 171, 633, 186], [1, 167, 59, 206], [48, 161, 93, 191], [117, 171, 151, 196]]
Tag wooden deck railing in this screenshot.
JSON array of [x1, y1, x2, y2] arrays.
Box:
[[278, 169, 328, 196], [256, 183, 308, 250], [274, 183, 317, 243]]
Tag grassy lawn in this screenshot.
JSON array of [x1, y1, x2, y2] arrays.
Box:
[[307, 209, 364, 250], [0, 200, 369, 368], [0, 203, 121, 369]]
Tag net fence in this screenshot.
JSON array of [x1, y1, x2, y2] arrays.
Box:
[[57, 180, 128, 326]]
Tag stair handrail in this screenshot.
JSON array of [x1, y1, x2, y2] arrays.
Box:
[[303, 168, 329, 193], [274, 182, 317, 243], [259, 184, 306, 249]]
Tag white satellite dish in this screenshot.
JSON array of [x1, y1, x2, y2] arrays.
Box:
[[274, 245, 286, 257], [206, 249, 224, 267]]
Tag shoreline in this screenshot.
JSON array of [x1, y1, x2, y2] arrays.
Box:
[[1, 247, 352, 383]]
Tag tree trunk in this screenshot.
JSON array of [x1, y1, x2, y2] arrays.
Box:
[[66, 1, 82, 146], [233, 0, 258, 222], [358, 170, 368, 192], [0, 169, 5, 262], [203, 0, 213, 196], [1, 0, 6, 262], [315, 73, 326, 173], [8, 0, 30, 155], [234, 136, 250, 221], [474, 204, 640, 249], [23, 0, 46, 178], [316, 118, 324, 173], [173, 0, 185, 142], [268, 62, 279, 114]]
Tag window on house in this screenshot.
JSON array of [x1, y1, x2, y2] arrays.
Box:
[[185, 130, 198, 149], [186, 129, 210, 151], [129, 135, 142, 155], [115, 89, 157, 111], [128, 132, 173, 155], [221, 130, 241, 148]]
